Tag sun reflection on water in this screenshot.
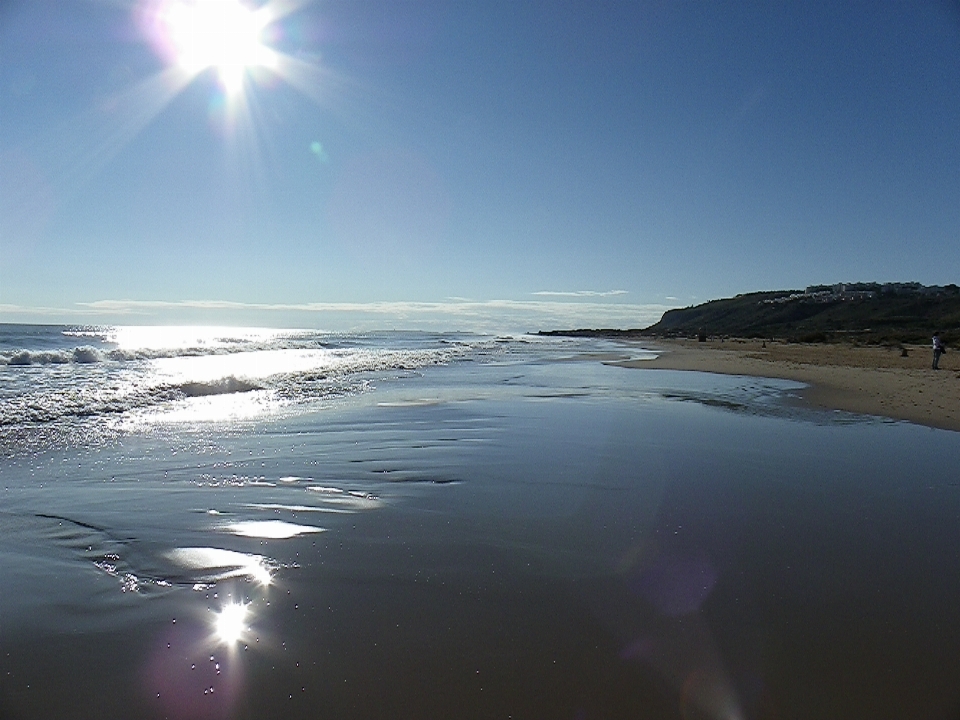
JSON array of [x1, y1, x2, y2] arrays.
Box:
[[224, 519, 326, 539], [214, 601, 250, 645], [163, 546, 274, 586], [145, 590, 267, 714], [98, 325, 293, 353]]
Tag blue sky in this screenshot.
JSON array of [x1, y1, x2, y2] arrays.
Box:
[[1, 0, 959, 330]]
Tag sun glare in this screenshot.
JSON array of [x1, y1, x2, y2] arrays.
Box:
[[157, 0, 274, 93], [215, 602, 250, 644], [135, 0, 329, 133]]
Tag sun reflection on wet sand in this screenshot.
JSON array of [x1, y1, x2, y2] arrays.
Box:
[[143, 593, 264, 718], [214, 602, 250, 645], [98, 325, 293, 353], [164, 547, 274, 587], [124, 390, 275, 424], [223, 519, 326, 539]]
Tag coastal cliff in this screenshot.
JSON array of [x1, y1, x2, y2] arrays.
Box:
[[541, 283, 960, 343]]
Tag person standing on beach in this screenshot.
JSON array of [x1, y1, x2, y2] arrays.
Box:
[[932, 332, 945, 369]]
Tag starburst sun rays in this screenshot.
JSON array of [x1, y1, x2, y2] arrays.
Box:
[[146, 0, 279, 95], [126, 0, 333, 137]]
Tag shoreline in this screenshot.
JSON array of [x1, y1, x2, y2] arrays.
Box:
[[609, 338, 960, 432]]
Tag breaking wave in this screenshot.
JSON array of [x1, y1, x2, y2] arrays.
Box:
[[0, 376, 265, 426], [0, 327, 500, 433], [177, 377, 262, 397], [4, 346, 104, 365], [1, 344, 299, 365]]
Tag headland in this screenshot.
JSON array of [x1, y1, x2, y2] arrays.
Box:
[[540, 282, 960, 431]]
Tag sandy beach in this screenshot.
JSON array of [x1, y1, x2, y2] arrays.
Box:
[[612, 338, 960, 432]]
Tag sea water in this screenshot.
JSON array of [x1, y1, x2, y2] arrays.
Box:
[[1, 324, 959, 719]]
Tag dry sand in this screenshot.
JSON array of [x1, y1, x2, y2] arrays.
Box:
[[612, 338, 960, 432]]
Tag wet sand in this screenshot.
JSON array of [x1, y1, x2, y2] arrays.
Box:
[[4, 350, 960, 719], [612, 339, 960, 432]]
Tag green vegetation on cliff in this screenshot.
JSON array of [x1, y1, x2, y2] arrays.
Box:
[[541, 283, 960, 343]]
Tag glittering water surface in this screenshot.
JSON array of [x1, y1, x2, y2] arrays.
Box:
[[0, 325, 484, 444], [1, 327, 959, 719]]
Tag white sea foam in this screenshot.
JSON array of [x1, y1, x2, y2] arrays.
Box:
[[2, 348, 99, 365], [0, 326, 507, 441]]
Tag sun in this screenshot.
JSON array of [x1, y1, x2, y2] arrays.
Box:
[[155, 0, 275, 94]]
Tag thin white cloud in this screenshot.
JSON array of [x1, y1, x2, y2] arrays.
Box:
[[531, 290, 629, 297], [0, 303, 91, 316], [1, 298, 674, 332]]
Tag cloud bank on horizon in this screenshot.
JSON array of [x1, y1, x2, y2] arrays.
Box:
[[0, 297, 671, 332], [1, 0, 958, 328]]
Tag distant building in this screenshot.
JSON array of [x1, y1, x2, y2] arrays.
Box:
[[775, 281, 950, 307]]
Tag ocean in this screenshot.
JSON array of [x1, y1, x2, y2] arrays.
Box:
[[1, 324, 959, 719]]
